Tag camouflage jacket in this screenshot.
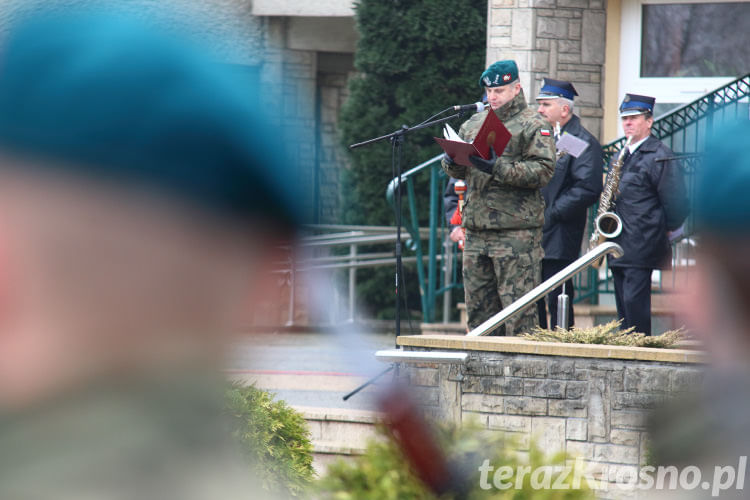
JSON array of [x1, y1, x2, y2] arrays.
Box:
[[441, 89, 555, 231], [0, 374, 273, 499]]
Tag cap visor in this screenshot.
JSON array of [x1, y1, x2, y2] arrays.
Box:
[[619, 109, 648, 117]]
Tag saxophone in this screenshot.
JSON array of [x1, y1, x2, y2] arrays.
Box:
[[588, 137, 632, 265]]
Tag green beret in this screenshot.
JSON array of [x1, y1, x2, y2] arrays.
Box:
[[694, 119, 750, 236], [479, 60, 519, 88], [0, 9, 305, 228]]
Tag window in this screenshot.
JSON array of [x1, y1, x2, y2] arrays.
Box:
[[619, 0, 749, 108], [640, 2, 750, 77]]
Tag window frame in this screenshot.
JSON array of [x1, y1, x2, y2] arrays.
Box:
[[618, 0, 746, 105]]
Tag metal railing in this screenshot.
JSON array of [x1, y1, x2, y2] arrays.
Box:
[[604, 73, 749, 157], [274, 225, 454, 325], [467, 242, 623, 336], [385, 155, 463, 323]]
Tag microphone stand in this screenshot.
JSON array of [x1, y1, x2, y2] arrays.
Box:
[[343, 108, 470, 401]]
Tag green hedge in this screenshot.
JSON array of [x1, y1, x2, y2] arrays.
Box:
[[341, 0, 486, 227], [317, 423, 595, 499], [225, 384, 315, 498]]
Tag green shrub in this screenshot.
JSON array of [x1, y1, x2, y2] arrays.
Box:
[[340, 0, 487, 227], [317, 422, 594, 499], [225, 384, 314, 498], [520, 320, 686, 348]]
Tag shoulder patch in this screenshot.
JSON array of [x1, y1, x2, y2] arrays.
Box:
[[540, 129, 551, 136]]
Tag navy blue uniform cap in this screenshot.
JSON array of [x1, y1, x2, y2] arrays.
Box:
[[536, 78, 578, 101], [619, 93, 655, 117]]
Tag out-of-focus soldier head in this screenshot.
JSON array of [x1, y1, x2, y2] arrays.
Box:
[[0, 9, 301, 409], [649, 119, 750, 498], [682, 118, 750, 363]]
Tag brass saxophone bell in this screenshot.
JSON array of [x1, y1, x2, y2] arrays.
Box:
[[595, 211, 622, 239]]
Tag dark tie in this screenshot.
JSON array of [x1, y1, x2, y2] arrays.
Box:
[[621, 148, 631, 165]]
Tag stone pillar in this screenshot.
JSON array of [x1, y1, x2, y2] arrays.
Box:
[[487, 0, 607, 139], [317, 63, 354, 224]]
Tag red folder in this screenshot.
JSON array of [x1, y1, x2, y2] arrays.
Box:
[[434, 110, 512, 168]]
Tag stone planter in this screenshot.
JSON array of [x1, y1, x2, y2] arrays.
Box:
[[395, 334, 704, 497]]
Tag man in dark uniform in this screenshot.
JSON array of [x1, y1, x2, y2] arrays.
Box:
[[608, 94, 689, 335], [442, 60, 555, 335], [534, 78, 603, 329]]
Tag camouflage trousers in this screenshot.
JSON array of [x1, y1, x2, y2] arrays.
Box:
[[463, 228, 543, 335]]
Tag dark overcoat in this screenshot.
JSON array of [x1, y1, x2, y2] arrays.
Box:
[[609, 135, 690, 269], [541, 115, 603, 260]]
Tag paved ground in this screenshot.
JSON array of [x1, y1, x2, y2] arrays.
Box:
[[226, 330, 398, 410]]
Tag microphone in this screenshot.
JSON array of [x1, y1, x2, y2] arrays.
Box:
[[452, 102, 486, 112]]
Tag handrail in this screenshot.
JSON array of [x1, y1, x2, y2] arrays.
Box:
[[382, 153, 456, 323], [385, 154, 444, 202], [301, 233, 407, 248], [305, 224, 434, 238], [467, 242, 624, 337], [603, 72, 750, 153]]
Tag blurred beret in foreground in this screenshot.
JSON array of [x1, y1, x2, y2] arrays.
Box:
[[694, 118, 750, 236], [0, 9, 304, 227]]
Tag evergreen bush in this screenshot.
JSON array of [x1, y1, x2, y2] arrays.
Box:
[[338, 0, 486, 319], [317, 422, 595, 499], [225, 384, 315, 498]]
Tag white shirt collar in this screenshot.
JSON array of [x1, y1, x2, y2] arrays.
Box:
[[628, 136, 649, 154]]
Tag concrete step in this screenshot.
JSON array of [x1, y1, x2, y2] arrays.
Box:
[[294, 405, 382, 474]]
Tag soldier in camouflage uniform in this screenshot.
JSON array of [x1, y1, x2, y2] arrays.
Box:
[[442, 60, 555, 335]]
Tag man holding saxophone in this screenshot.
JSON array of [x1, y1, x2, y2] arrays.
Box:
[[607, 94, 689, 335]]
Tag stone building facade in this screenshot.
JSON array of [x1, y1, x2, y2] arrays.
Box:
[[487, 0, 606, 139]]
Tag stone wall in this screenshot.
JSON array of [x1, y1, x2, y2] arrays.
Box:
[[396, 335, 704, 498], [487, 0, 606, 139]]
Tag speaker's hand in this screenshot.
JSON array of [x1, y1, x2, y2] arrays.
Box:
[[469, 148, 497, 175]]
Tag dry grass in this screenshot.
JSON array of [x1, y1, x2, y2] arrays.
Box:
[[519, 319, 686, 348]]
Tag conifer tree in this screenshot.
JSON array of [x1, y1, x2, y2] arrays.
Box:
[[338, 0, 486, 320], [340, 0, 487, 226]]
